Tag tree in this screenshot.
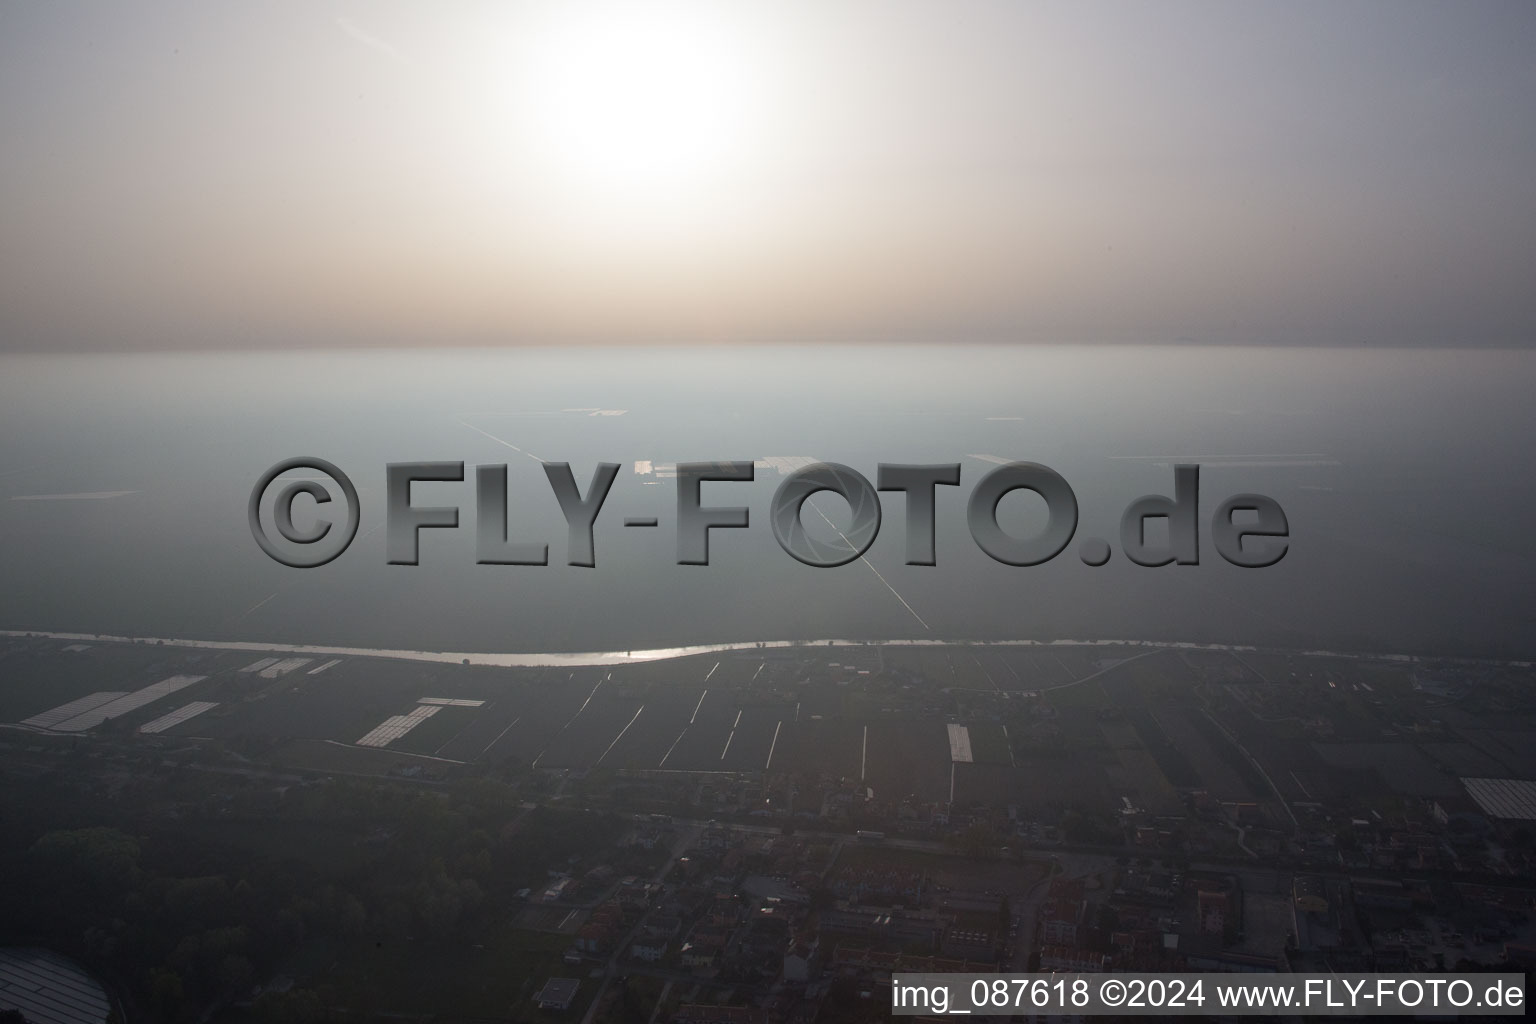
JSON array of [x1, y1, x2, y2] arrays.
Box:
[[30, 827, 142, 901], [255, 988, 325, 1024], [217, 954, 255, 998], [957, 821, 997, 859], [147, 966, 186, 1021]]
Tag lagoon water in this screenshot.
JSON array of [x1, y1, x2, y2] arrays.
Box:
[[0, 345, 1532, 661]]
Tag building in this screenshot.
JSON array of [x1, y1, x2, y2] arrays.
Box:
[[1460, 778, 1536, 822], [941, 928, 997, 962], [0, 949, 112, 1024], [630, 938, 668, 963], [831, 945, 995, 975], [819, 907, 943, 949], [534, 977, 579, 1011], [617, 878, 663, 909], [1197, 888, 1229, 936], [1040, 945, 1108, 972], [672, 1006, 767, 1024], [642, 915, 683, 940], [575, 921, 617, 955], [1040, 877, 1088, 946], [783, 936, 817, 982], [681, 929, 728, 969], [1293, 875, 1329, 914]]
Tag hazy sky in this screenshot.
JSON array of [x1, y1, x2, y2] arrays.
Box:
[[2, 1, 1533, 350]]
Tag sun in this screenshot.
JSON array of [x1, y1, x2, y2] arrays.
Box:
[[518, 6, 761, 196]]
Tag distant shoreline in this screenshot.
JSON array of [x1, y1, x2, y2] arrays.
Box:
[[2, 628, 1529, 670]]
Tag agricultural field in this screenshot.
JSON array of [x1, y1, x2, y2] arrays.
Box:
[[7, 635, 1524, 838]]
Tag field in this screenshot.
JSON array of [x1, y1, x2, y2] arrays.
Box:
[[6, 635, 1516, 832]]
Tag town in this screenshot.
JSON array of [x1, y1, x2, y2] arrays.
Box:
[[1, 633, 1533, 1022]]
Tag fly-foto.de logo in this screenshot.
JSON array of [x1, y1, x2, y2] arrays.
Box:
[[249, 459, 1288, 571]]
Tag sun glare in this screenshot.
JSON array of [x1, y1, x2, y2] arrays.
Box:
[[519, 7, 761, 197]]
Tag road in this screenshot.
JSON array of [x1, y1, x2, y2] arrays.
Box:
[[580, 821, 702, 1024], [1008, 864, 1060, 969]]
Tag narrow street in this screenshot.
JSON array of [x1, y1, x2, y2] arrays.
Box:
[[580, 822, 702, 1024]]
